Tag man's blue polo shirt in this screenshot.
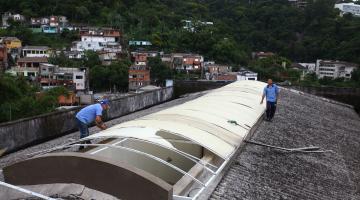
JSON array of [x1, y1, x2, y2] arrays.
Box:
[[263, 84, 279, 102], [76, 103, 103, 124]]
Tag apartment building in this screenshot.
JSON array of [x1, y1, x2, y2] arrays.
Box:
[[316, 59, 358, 80]]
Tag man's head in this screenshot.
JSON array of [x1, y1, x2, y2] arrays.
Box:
[[267, 79, 273, 86], [100, 99, 110, 110]]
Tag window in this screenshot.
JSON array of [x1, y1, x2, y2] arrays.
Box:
[[319, 68, 334, 72], [65, 75, 72, 80], [76, 75, 83, 79]]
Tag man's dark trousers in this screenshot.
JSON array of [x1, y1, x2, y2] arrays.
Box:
[[266, 101, 276, 120], [76, 118, 89, 138]]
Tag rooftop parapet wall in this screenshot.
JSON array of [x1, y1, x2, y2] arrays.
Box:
[[289, 85, 360, 96], [0, 87, 174, 154]]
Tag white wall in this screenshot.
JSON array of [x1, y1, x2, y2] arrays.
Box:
[[299, 63, 316, 72], [73, 71, 86, 90], [22, 50, 49, 57], [81, 35, 116, 43], [73, 41, 103, 51]]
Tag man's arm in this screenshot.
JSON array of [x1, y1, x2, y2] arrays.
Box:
[[260, 93, 265, 104], [260, 87, 266, 104], [95, 115, 107, 130]]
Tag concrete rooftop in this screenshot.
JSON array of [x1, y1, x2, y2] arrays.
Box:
[[211, 88, 360, 200], [1, 87, 359, 200]]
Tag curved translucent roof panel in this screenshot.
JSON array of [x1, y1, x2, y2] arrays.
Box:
[[88, 80, 267, 159]]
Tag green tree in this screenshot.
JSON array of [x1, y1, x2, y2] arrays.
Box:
[[148, 56, 173, 86], [108, 61, 130, 92], [211, 38, 248, 65], [89, 60, 130, 92], [0, 74, 70, 122], [84, 51, 101, 68]]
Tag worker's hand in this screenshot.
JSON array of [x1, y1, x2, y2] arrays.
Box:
[[101, 124, 107, 130]]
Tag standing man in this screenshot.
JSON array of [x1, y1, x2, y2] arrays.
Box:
[[75, 99, 110, 142], [260, 79, 279, 121]]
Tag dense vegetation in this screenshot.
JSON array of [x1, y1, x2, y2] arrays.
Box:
[[0, 74, 69, 123], [1, 0, 360, 122], [1, 0, 360, 64], [89, 60, 130, 92]]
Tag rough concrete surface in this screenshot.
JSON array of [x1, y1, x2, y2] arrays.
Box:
[[1, 87, 360, 200], [0, 91, 207, 182], [211, 88, 360, 200]]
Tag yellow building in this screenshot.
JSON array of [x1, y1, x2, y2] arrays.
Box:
[[0, 37, 22, 50]]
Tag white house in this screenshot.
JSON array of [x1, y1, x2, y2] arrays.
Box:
[[63, 51, 85, 59], [71, 28, 121, 54], [237, 70, 258, 81], [335, 3, 360, 17], [298, 63, 316, 73], [71, 41, 102, 52], [39, 63, 87, 90], [22, 46, 50, 58], [1, 12, 25, 27], [316, 59, 358, 79], [73, 71, 86, 90]]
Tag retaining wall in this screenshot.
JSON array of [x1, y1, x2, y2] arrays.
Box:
[[0, 87, 173, 154]]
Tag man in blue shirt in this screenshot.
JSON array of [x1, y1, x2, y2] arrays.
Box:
[[260, 79, 279, 121], [76, 99, 110, 141]]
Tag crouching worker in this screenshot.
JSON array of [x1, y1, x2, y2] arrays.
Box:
[[75, 99, 110, 149]]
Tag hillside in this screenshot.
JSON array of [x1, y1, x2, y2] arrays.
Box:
[[1, 0, 360, 64]]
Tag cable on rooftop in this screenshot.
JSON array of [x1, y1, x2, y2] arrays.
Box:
[[244, 140, 335, 153]]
